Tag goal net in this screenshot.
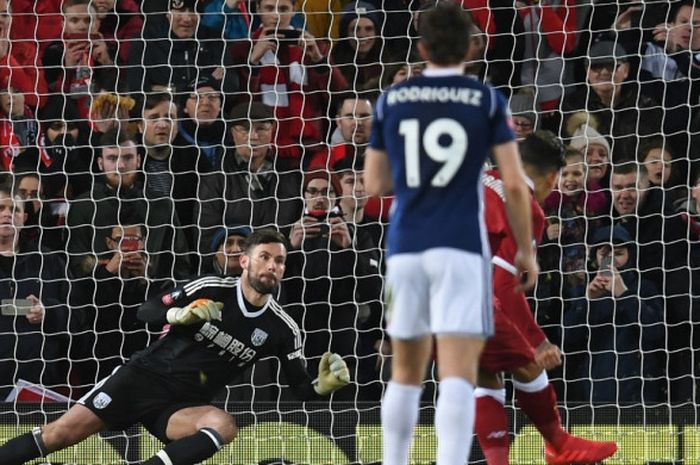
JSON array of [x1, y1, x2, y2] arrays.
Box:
[[0, 0, 697, 463]]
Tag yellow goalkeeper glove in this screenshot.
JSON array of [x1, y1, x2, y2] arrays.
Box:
[[166, 299, 224, 325], [314, 352, 350, 395]]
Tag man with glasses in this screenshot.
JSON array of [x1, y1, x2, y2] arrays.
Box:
[[196, 102, 302, 263], [283, 170, 375, 400]]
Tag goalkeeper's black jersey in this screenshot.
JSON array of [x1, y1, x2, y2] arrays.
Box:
[[132, 275, 313, 400]]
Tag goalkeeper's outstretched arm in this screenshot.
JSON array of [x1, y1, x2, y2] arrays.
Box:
[[282, 352, 351, 400], [136, 276, 231, 325]]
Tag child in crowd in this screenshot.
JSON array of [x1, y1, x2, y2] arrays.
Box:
[[543, 149, 608, 298]]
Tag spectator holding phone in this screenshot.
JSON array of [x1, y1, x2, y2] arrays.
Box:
[[42, 0, 118, 119], [283, 170, 378, 400], [0, 185, 78, 400], [562, 224, 665, 403], [70, 208, 152, 388], [230, 0, 348, 165]]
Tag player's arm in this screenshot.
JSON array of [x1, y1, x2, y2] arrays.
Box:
[[137, 276, 226, 325], [365, 147, 393, 196], [492, 141, 538, 291]]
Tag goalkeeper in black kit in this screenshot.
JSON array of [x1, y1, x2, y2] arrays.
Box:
[[0, 229, 351, 465]]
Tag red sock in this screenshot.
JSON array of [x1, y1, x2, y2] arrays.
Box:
[[515, 384, 567, 448], [475, 395, 510, 465]]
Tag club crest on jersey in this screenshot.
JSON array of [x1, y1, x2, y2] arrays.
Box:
[[251, 328, 268, 346], [92, 392, 112, 409]]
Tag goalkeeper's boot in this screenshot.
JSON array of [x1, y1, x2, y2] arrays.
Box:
[[544, 433, 618, 465]]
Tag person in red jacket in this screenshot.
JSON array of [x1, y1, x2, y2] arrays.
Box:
[[230, 0, 348, 166], [0, 0, 48, 109], [476, 131, 617, 465]]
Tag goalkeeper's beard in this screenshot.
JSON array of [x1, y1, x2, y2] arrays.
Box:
[[247, 272, 278, 295]]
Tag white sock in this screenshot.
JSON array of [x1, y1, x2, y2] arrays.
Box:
[[381, 381, 422, 465], [436, 377, 476, 465]]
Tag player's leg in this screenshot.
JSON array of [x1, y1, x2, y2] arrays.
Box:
[[475, 372, 509, 465], [0, 403, 105, 465], [142, 405, 237, 465], [428, 248, 491, 465], [382, 253, 431, 465], [475, 299, 541, 465], [512, 361, 617, 465], [435, 335, 485, 465]]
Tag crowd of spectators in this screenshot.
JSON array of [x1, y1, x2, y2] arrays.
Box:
[[0, 0, 698, 406]]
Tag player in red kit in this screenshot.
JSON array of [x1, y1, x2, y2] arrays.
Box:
[[476, 131, 618, 465]]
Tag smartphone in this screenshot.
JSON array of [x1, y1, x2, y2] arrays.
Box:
[[63, 32, 101, 40], [599, 255, 613, 277], [120, 236, 141, 252], [0, 299, 33, 316], [265, 29, 302, 40]]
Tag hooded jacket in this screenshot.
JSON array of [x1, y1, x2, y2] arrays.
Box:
[[563, 226, 665, 403]]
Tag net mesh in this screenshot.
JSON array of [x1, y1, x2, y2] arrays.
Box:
[[0, 0, 698, 463]]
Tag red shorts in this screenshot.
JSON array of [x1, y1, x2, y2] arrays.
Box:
[[479, 264, 547, 374]]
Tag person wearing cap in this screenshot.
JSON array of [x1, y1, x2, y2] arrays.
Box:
[[196, 102, 303, 259], [565, 111, 611, 187], [229, 0, 348, 165], [562, 39, 662, 153], [332, 1, 386, 92], [562, 224, 664, 403], [209, 225, 252, 276], [127, 0, 238, 95], [178, 75, 227, 169], [36, 94, 93, 200]]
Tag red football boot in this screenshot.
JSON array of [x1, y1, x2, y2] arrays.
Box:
[[544, 434, 618, 465]]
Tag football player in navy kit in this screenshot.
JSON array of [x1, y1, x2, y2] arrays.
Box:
[[0, 229, 350, 465], [365, 3, 538, 465]]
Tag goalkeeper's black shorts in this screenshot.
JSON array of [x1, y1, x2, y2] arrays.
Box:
[[78, 364, 211, 442]]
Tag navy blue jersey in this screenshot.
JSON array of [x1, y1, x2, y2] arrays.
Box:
[[369, 70, 515, 255]]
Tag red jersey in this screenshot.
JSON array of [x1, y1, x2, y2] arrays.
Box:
[[483, 170, 545, 266], [480, 170, 548, 373]]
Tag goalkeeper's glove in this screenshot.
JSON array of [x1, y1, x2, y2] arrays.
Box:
[[166, 299, 224, 325], [314, 352, 350, 395]]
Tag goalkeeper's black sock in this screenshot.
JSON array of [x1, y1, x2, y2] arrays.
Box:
[[0, 427, 47, 465], [142, 427, 224, 465]]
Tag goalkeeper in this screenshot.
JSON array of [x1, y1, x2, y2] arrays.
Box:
[[0, 229, 351, 465]]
